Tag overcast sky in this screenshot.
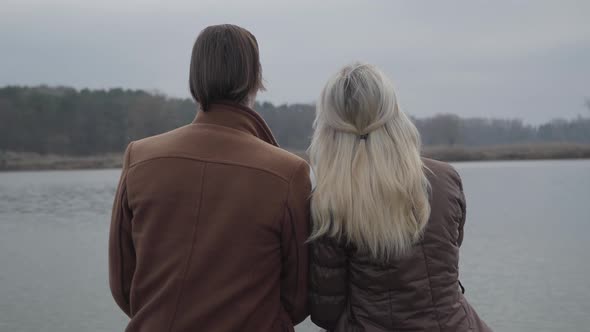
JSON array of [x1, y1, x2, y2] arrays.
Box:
[[1, 0, 589, 123]]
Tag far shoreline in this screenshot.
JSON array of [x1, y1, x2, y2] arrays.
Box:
[[1, 143, 590, 172]]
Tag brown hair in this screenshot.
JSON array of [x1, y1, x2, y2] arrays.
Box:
[[189, 24, 264, 111]]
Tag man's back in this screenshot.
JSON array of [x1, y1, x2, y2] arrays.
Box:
[[109, 102, 311, 331]]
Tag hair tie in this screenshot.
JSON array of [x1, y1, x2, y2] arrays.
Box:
[[359, 133, 369, 140]]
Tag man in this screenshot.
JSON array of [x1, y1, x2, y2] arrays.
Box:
[[109, 24, 311, 332]]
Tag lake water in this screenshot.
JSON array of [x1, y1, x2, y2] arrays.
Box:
[[0, 160, 589, 332]]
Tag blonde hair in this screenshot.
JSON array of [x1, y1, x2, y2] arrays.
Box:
[[309, 63, 431, 260]]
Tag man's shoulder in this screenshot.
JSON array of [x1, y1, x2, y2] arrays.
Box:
[[246, 142, 309, 183], [133, 126, 188, 145], [125, 125, 192, 165], [127, 125, 308, 183]]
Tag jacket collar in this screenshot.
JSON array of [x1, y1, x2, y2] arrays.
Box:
[[193, 101, 279, 147]]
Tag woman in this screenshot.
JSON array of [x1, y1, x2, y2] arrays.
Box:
[[308, 63, 491, 331]]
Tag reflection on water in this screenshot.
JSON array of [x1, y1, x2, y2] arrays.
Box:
[[0, 160, 589, 332]]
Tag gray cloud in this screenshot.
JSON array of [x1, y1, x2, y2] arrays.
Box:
[[1, 0, 589, 123]]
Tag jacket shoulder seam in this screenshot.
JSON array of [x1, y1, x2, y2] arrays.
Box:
[[128, 155, 292, 183]]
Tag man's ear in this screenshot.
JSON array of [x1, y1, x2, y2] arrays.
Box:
[[245, 92, 257, 109]]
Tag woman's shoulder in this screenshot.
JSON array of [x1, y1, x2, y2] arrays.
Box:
[[421, 157, 463, 191]]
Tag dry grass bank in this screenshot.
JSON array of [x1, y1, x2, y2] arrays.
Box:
[[422, 143, 590, 162], [1, 143, 589, 171], [0, 151, 123, 171]]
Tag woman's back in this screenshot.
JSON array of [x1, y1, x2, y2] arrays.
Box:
[[310, 158, 491, 331], [308, 63, 490, 331]]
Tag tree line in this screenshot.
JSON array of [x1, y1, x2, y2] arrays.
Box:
[[0, 86, 589, 155]]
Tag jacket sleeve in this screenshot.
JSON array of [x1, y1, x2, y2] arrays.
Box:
[[309, 236, 348, 330], [280, 161, 312, 325], [109, 142, 135, 317]]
